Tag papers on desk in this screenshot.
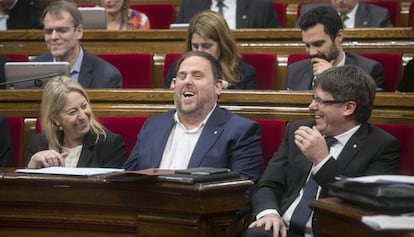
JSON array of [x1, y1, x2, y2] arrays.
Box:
[[344, 175, 414, 184], [15, 167, 124, 176], [362, 215, 414, 231]]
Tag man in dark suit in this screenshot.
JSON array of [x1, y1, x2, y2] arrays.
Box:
[[123, 51, 263, 183], [0, 0, 45, 30], [243, 65, 400, 237], [31, 0, 122, 88], [285, 6, 384, 91], [296, 0, 393, 28], [175, 0, 280, 29]]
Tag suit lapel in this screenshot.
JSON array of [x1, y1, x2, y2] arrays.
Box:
[[78, 50, 94, 88], [335, 124, 368, 169], [187, 107, 225, 167], [76, 132, 96, 167], [236, 0, 249, 28], [151, 112, 176, 167]]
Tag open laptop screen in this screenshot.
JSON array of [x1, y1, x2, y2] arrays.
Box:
[[4, 62, 70, 89], [78, 7, 106, 29]]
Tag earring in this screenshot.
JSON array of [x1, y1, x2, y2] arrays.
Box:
[[58, 125, 63, 131]]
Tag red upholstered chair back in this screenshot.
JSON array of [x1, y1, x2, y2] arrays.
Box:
[[97, 116, 147, 158], [6, 116, 24, 167], [359, 53, 402, 92], [130, 4, 175, 29], [96, 53, 153, 88], [287, 53, 402, 92], [35, 117, 148, 159], [375, 124, 414, 175], [273, 3, 287, 28], [242, 53, 277, 90], [254, 119, 286, 168], [365, 1, 399, 27], [2, 54, 29, 62], [409, 1, 414, 26], [162, 53, 182, 83]]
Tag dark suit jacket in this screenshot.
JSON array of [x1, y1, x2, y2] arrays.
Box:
[[163, 59, 257, 89], [28, 129, 126, 168], [32, 50, 122, 88], [284, 52, 384, 90], [251, 119, 400, 223], [176, 0, 280, 28], [7, 0, 46, 29], [123, 106, 264, 182], [0, 115, 12, 167], [397, 59, 414, 92], [297, 3, 393, 27]]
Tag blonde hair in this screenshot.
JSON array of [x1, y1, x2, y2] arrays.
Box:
[[185, 10, 241, 84], [41, 76, 106, 150]]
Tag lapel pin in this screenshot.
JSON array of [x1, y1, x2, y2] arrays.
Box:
[[214, 131, 218, 134], [353, 144, 358, 149]]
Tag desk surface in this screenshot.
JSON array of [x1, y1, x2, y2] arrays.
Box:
[[310, 197, 414, 237], [0, 168, 253, 237]]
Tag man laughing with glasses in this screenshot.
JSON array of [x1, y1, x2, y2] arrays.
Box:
[[243, 65, 400, 237], [31, 0, 122, 89]]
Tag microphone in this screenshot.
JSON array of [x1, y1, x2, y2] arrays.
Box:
[[0, 72, 64, 89]]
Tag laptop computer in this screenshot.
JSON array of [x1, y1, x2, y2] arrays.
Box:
[[78, 6, 106, 29], [4, 62, 70, 89]]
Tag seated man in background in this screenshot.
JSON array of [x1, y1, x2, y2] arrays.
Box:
[[0, 0, 46, 30], [32, 0, 122, 88], [124, 51, 263, 183], [175, 0, 280, 29], [296, 0, 393, 28], [244, 65, 400, 237], [285, 6, 384, 91]]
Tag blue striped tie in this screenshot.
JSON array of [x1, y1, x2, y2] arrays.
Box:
[[288, 136, 337, 237]]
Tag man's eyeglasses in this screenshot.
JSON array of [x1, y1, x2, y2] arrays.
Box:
[[43, 26, 77, 35], [312, 95, 348, 105]]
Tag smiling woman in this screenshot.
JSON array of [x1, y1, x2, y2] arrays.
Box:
[[26, 76, 126, 169]]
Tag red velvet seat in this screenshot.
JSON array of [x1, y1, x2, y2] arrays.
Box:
[[273, 2, 287, 28], [375, 124, 414, 175], [35, 116, 148, 159], [241, 53, 277, 90], [97, 116, 147, 158], [287, 53, 402, 92], [162, 53, 182, 84], [359, 53, 402, 92], [130, 4, 175, 29], [5, 116, 24, 167], [96, 53, 153, 88], [2, 54, 28, 62], [296, 1, 399, 26], [253, 119, 286, 168]]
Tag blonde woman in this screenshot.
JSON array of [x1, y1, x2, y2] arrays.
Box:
[[101, 0, 150, 30], [27, 76, 126, 168]]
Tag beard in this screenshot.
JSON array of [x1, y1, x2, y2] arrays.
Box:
[[310, 43, 339, 62]]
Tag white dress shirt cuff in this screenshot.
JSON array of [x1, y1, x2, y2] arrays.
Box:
[[256, 209, 280, 220]]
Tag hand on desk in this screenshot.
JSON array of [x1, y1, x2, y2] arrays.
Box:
[[27, 150, 68, 168], [248, 214, 287, 237]]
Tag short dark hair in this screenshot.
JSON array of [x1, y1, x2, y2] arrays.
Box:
[[314, 65, 377, 123], [41, 0, 82, 27], [176, 51, 223, 83], [299, 6, 343, 41]]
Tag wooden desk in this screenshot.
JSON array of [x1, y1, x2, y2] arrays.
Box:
[[310, 197, 414, 237], [0, 168, 253, 237]]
